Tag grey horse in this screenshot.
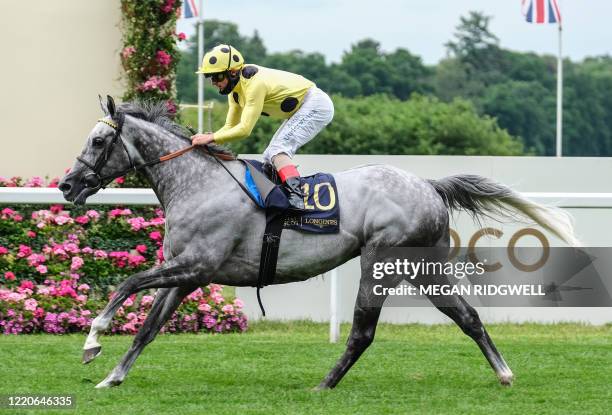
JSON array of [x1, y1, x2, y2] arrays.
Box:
[[58, 97, 579, 389]]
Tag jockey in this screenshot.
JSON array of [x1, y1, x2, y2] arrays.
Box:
[[191, 44, 334, 210]]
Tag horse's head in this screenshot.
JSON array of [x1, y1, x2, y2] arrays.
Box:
[[59, 95, 135, 205]]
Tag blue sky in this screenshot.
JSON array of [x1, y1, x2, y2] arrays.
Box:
[[177, 0, 611, 64]]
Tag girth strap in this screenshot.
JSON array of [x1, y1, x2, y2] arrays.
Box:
[[255, 209, 287, 317]]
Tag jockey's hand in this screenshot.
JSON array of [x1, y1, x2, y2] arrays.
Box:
[[191, 133, 215, 146]]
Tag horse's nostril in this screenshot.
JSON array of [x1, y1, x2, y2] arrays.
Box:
[[58, 182, 71, 192]]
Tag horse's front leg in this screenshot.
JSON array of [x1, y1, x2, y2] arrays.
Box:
[[95, 285, 198, 388], [83, 256, 205, 363]]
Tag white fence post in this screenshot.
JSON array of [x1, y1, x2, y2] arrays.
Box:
[[329, 267, 340, 343]]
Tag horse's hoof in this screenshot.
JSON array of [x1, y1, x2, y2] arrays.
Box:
[[499, 372, 514, 386], [82, 346, 102, 364], [312, 383, 331, 392], [95, 378, 122, 389]]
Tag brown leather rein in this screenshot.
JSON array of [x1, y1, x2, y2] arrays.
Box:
[[159, 144, 236, 162]]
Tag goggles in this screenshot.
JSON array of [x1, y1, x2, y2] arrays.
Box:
[[205, 72, 227, 83]]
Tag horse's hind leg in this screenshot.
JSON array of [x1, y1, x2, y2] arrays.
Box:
[[316, 255, 387, 390], [95, 285, 197, 388], [316, 303, 382, 390], [430, 294, 514, 386]]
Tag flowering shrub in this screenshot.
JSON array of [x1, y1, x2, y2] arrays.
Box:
[[0, 282, 246, 335], [0, 176, 248, 335], [120, 0, 184, 112]]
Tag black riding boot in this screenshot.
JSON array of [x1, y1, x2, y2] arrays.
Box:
[[283, 177, 305, 210]]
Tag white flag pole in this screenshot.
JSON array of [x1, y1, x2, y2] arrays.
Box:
[[197, 0, 205, 133], [555, 13, 563, 157]]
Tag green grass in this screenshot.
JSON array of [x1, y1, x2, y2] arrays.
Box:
[[0, 322, 610, 414]]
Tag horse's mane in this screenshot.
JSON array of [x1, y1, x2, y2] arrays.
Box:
[[117, 100, 235, 158]]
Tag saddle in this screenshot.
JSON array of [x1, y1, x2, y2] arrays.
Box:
[[238, 159, 341, 315]]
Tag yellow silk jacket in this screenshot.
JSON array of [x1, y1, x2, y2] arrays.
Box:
[[213, 65, 315, 143]]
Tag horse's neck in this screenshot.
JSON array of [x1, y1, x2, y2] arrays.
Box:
[[126, 118, 218, 207]]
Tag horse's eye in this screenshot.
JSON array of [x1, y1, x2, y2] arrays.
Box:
[[92, 137, 105, 147]]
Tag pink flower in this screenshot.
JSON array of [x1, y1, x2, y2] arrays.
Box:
[[76, 294, 88, 303], [115, 177, 125, 185], [71, 256, 84, 271], [86, 210, 100, 219], [198, 303, 211, 312], [4, 271, 16, 281], [36, 265, 48, 274], [94, 250, 108, 259], [12, 214, 23, 222], [138, 76, 169, 92], [128, 254, 146, 267], [34, 307, 45, 318], [54, 215, 72, 225], [141, 295, 155, 306], [122, 46, 136, 59], [50, 204, 63, 214], [77, 283, 90, 292], [156, 50, 172, 66], [64, 242, 80, 254], [222, 304, 234, 314], [48, 177, 60, 188], [75, 215, 90, 224], [127, 217, 148, 231], [161, 0, 176, 13], [2, 207, 15, 216], [149, 231, 162, 241], [24, 298, 38, 311], [149, 217, 165, 226], [20, 281, 34, 291], [166, 100, 177, 114], [233, 298, 244, 308], [135, 244, 147, 254], [156, 247, 165, 262], [178, 32, 186, 41], [27, 231, 36, 238], [123, 297, 134, 307], [25, 176, 44, 187], [27, 253, 46, 267], [0, 246, 8, 255], [17, 245, 32, 258]]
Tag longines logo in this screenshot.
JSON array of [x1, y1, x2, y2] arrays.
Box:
[[449, 227, 550, 272]]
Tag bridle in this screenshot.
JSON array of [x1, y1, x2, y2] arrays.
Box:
[[77, 113, 132, 189], [75, 112, 237, 190]]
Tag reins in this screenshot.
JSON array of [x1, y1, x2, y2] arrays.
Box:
[[79, 115, 238, 190]]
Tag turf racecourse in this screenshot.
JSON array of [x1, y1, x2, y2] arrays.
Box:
[[0, 322, 610, 415]]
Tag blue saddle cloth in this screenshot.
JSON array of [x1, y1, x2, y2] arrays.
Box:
[[243, 159, 340, 234]]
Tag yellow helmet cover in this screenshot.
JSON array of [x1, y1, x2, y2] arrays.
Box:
[[196, 44, 244, 74]]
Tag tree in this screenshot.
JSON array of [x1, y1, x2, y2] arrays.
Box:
[[481, 81, 555, 155]]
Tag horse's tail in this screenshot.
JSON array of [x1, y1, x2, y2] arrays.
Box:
[[428, 174, 581, 247]]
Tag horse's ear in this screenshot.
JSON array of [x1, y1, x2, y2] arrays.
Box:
[[106, 95, 116, 117], [98, 94, 108, 115]]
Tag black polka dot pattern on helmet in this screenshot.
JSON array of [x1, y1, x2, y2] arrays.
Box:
[[241, 66, 259, 79], [209, 56, 217, 64], [261, 112, 270, 116], [280, 97, 299, 112], [221, 47, 230, 53], [233, 92, 240, 104], [233, 54, 240, 62]]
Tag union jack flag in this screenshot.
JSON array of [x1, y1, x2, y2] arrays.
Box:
[[522, 0, 562, 24], [181, 0, 199, 19]]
